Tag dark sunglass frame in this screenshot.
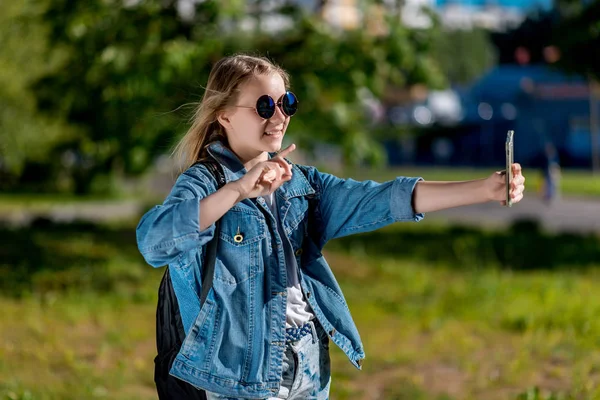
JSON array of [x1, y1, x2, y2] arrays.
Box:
[[236, 91, 298, 120]]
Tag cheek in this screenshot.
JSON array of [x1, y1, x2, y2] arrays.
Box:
[[231, 113, 264, 132]]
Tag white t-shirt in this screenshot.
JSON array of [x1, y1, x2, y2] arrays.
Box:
[[263, 193, 314, 328]]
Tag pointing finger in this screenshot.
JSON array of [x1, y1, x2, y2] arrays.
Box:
[[275, 144, 296, 160], [271, 156, 293, 177]]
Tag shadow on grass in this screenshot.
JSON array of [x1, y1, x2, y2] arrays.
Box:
[[0, 217, 149, 297], [331, 219, 600, 270], [3, 217, 599, 298]]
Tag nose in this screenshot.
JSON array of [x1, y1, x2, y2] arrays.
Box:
[[269, 104, 286, 124]]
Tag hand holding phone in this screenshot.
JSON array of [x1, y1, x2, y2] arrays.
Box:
[[505, 130, 514, 207]]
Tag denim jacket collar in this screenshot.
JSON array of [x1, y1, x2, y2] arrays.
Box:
[[206, 141, 315, 200]]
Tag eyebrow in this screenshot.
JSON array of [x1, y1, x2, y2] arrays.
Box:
[[247, 91, 287, 99]]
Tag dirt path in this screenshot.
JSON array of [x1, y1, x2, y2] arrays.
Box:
[[430, 196, 600, 234]]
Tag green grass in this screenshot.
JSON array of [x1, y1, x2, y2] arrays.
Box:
[[1, 220, 600, 399], [327, 251, 600, 399], [0, 292, 159, 400]]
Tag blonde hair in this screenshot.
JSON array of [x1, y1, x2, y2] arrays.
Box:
[[173, 54, 290, 172]]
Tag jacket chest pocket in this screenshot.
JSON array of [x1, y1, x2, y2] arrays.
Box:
[[215, 207, 266, 286]]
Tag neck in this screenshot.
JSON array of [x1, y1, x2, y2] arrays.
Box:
[[229, 143, 268, 171], [242, 152, 269, 171]]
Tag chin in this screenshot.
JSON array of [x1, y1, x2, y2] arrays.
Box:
[[267, 142, 284, 152], [260, 136, 285, 152]]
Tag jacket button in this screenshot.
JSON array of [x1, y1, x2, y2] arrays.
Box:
[[329, 328, 336, 337], [234, 234, 243, 243], [295, 248, 303, 256]]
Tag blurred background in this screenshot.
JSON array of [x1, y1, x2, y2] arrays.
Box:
[[2, 0, 600, 399]]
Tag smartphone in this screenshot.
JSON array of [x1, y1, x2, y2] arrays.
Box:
[[505, 130, 514, 207]]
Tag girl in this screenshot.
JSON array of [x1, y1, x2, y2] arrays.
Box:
[[136, 54, 525, 400]]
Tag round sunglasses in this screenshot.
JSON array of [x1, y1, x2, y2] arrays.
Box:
[[236, 91, 298, 120]]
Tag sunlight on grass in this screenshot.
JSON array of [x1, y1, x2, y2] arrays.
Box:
[[2, 221, 600, 399], [0, 291, 159, 400], [327, 251, 600, 399]]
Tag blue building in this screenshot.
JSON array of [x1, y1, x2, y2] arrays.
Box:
[[389, 65, 599, 168], [463, 65, 597, 167]]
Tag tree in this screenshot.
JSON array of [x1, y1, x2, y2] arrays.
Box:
[[552, 0, 600, 81], [29, 0, 445, 194], [489, 10, 559, 66], [486, 0, 600, 78], [0, 1, 75, 189], [431, 28, 497, 85], [31, 0, 233, 193]]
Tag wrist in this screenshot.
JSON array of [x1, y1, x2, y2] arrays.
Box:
[[226, 181, 246, 203], [483, 175, 497, 202]]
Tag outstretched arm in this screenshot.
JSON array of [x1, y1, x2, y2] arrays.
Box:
[[412, 163, 526, 214]]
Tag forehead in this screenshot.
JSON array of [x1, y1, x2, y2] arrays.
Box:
[[239, 73, 286, 100]]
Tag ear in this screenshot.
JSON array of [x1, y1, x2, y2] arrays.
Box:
[[216, 110, 233, 130]]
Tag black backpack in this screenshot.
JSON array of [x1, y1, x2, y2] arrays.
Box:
[[154, 160, 225, 400]]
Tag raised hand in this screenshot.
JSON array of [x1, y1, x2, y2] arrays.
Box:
[[233, 144, 296, 200], [487, 163, 526, 206]]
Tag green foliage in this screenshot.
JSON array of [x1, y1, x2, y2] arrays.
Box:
[[487, 0, 600, 84], [0, 1, 76, 182], [553, 0, 600, 81], [431, 28, 497, 84], [490, 9, 558, 65], [22, 0, 445, 193]]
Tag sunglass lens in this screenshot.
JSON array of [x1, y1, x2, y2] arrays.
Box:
[[282, 92, 298, 117], [256, 95, 275, 119]]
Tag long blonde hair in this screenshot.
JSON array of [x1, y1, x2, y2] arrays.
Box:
[[173, 54, 290, 172]]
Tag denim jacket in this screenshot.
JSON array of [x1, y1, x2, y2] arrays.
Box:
[[136, 142, 424, 398]]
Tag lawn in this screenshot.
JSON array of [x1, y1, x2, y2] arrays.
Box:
[[1, 219, 600, 399]]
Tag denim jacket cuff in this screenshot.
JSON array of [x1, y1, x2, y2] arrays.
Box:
[[390, 176, 425, 222]]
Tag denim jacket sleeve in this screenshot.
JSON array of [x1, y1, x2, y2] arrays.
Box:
[[309, 167, 424, 243], [136, 165, 217, 267]]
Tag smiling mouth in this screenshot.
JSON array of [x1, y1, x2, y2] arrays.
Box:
[[264, 130, 283, 136]]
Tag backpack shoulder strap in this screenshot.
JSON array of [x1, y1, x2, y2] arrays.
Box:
[[193, 159, 225, 308], [191, 159, 226, 191]]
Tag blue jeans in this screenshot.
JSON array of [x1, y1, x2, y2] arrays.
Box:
[[206, 320, 331, 399]]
